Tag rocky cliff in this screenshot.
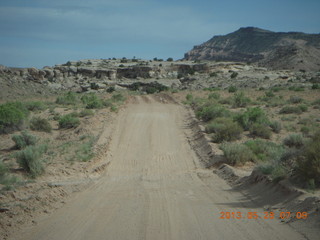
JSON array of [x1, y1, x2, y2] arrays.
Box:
[[184, 27, 320, 71]]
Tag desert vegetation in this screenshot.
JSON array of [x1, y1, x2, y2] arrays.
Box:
[[185, 87, 320, 188], [0, 91, 127, 191]]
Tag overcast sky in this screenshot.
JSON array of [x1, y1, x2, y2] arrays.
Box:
[[1, 0, 319, 68]]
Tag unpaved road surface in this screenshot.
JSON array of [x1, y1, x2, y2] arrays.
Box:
[[11, 96, 306, 240]]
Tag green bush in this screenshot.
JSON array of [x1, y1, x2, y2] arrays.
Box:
[[76, 136, 95, 162], [220, 143, 256, 165], [288, 96, 303, 104], [289, 86, 305, 92], [245, 139, 284, 162], [265, 91, 275, 98], [269, 121, 282, 133], [206, 117, 243, 142], [298, 104, 308, 112], [81, 93, 103, 109], [296, 131, 320, 185], [12, 131, 37, 149], [107, 86, 115, 93], [312, 83, 320, 89], [283, 134, 305, 148], [0, 102, 29, 134], [30, 117, 52, 133], [196, 104, 230, 122], [15, 144, 47, 178], [56, 91, 78, 105], [208, 93, 220, 100], [279, 106, 302, 114], [186, 94, 193, 102], [219, 97, 233, 105], [0, 161, 18, 191], [270, 165, 288, 182], [249, 123, 272, 139], [79, 109, 94, 117], [58, 114, 80, 129], [234, 107, 269, 130], [228, 86, 237, 93], [146, 86, 157, 94], [24, 101, 46, 111], [230, 72, 238, 79], [232, 92, 251, 108], [210, 72, 218, 77], [112, 93, 126, 102]]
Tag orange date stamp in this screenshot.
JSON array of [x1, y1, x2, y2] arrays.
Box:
[[220, 211, 308, 220]]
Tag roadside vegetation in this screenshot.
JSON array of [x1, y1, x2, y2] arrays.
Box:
[[0, 90, 127, 191], [185, 87, 320, 188]]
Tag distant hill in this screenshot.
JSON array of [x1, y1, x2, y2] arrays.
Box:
[[184, 27, 320, 71]]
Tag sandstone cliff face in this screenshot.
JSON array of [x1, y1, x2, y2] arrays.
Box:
[[184, 27, 320, 71]]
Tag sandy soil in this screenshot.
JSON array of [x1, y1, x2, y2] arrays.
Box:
[[8, 95, 311, 240]]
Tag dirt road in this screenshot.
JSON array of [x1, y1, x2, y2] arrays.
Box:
[[11, 96, 306, 240]]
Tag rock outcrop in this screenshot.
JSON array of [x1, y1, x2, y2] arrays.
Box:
[[184, 27, 320, 71]]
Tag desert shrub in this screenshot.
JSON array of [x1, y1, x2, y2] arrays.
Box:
[[196, 104, 230, 122], [269, 121, 282, 133], [279, 106, 302, 114], [206, 117, 243, 142], [312, 83, 320, 89], [112, 93, 126, 102], [232, 92, 251, 108], [81, 93, 103, 109], [288, 96, 303, 104], [298, 104, 308, 112], [283, 134, 305, 148], [270, 165, 288, 182], [76, 136, 95, 162], [228, 86, 237, 93], [107, 86, 115, 93], [230, 72, 238, 79], [90, 83, 99, 90], [219, 97, 233, 105], [186, 94, 193, 102], [208, 92, 220, 100], [30, 117, 52, 133], [296, 131, 320, 185], [249, 123, 272, 139], [167, 57, 173, 62], [0, 102, 29, 134], [56, 91, 78, 105], [312, 98, 320, 109], [145, 86, 157, 94], [270, 86, 283, 92], [15, 144, 47, 178], [79, 109, 94, 117], [58, 114, 80, 129], [24, 101, 46, 111], [245, 139, 284, 162], [265, 91, 275, 98], [289, 86, 305, 92], [12, 131, 37, 149], [0, 161, 17, 191], [110, 105, 118, 112], [300, 126, 310, 136], [220, 143, 256, 165], [234, 107, 269, 130], [210, 72, 218, 77]]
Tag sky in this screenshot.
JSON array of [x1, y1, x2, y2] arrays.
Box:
[[0, 0, 319, 68]]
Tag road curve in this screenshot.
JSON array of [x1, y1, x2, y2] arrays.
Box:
[[12, 96, 305, 240]]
